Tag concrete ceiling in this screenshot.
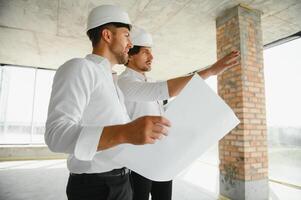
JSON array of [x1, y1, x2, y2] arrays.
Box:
[[0, 0, 300, 79]]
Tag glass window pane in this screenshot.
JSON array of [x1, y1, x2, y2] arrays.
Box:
[[264, 38, 301, 187], [0, 66, 35, 144]]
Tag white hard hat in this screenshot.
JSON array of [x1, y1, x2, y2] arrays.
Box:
[[87, 5, 131, 31], [130, 26, 153, 47]]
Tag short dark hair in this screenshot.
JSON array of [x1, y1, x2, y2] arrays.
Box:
[[86, 22, 131, 47], [125, 46, 142, 66], [128, 46, 142, 56]]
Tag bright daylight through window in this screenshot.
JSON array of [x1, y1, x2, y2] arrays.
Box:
[[0, 65, 55, 144]]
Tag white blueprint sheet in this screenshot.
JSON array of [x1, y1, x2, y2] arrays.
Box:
[[111, 74, 240, 181]]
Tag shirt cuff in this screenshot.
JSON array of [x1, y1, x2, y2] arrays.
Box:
[[74, 126, 103, 161]]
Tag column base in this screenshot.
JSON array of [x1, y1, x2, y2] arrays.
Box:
[[220, 174, 269, 200]]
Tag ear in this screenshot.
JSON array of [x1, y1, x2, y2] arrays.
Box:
[[101, 29, 113, 44]]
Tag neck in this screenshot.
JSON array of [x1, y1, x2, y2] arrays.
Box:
[[92, 46, 116, 67]]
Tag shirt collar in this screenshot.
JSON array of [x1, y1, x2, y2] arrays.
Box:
[[124, 67, 146, 81], [86, 54, 112, 73]]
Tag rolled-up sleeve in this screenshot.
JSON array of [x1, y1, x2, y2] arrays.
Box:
[[118, 77, 170, 102], [45, 59, 103, 161]]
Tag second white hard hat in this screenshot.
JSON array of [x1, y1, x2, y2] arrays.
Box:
[[130, 26, 153, 47], [87, 5, 131, 31]]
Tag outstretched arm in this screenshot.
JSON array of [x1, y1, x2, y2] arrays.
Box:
[[167, 50, 239, 97], [118, 50, 240, 101]]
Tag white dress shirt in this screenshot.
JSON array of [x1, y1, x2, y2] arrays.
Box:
[[45, 54, 130, 174], [118, 68, 169, 120]]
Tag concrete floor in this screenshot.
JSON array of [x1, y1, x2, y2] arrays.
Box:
[[0, 147, 300, 200]]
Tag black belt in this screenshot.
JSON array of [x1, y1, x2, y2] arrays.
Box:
[[70, 167, 130, 178]]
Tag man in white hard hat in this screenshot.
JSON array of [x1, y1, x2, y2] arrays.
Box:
[[118, 27, 240, 200], [118, 27, 172, 200], [45, 5, 171, 200]]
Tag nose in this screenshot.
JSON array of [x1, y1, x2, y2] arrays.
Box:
[[128, 38, 133, 49], [149, 53, 153, 60]]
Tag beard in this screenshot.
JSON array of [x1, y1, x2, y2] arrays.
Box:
[[132, 60, 152, 72], [143, 61, 152, 71], [115, 51, 128, 65], [110, 38, 129, 65], [141, 65, 151, 72]]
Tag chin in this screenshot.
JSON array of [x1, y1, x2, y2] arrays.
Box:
[[121, 56, 128, 65], [145, 64, 152, 70]]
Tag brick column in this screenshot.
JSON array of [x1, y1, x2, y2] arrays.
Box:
[[216, 5, 268, 200]]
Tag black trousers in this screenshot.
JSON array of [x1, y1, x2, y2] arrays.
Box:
[[131, 171, 172, 200], [66, 171, 132, 200]]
